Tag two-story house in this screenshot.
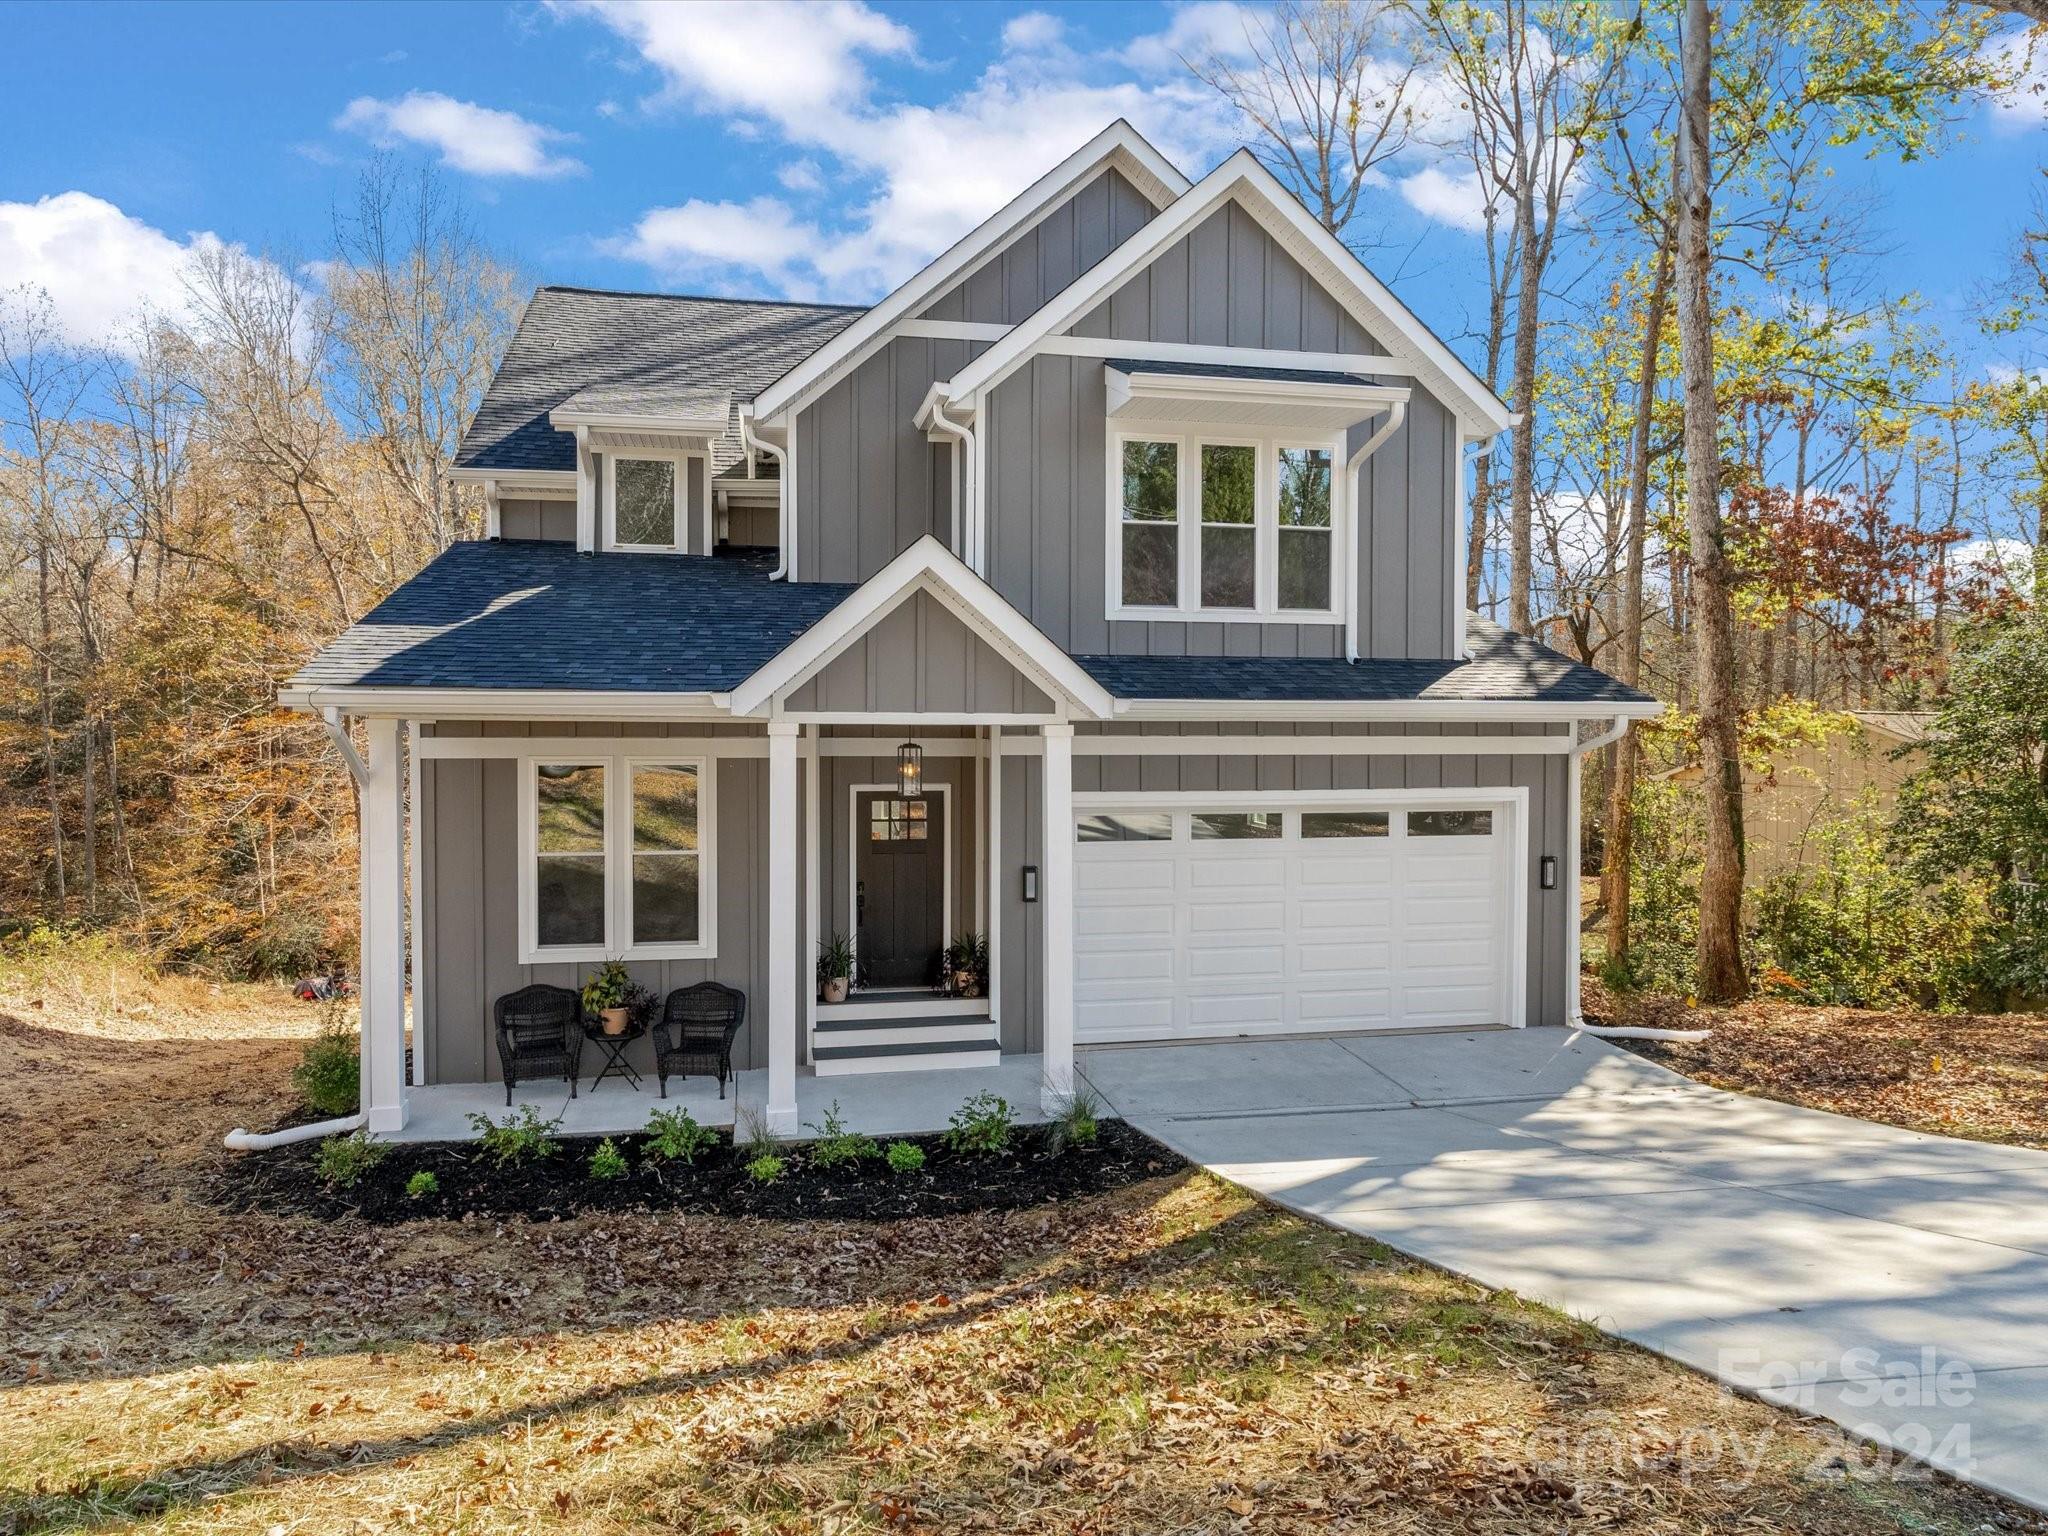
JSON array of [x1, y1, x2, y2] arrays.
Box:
[[284, 121, 1657, 1136]]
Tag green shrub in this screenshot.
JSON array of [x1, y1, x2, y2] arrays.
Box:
[[884, 1140, 925, 1175], [745, 1153, 786, 1184], [467, 1105, 562, 1166], [1610, 774, 1704, 997], [291, 999, 360, 1116], [315, 1129, 386, 1188], [735, 1104, 780, 1161], [942, 1092, 1014, 1157], [643, 1106, 719, 1165], [804, 1101, 879, 1170], [588, 1138, 628, 1181], [1045, 1087, 1101, 1154], [405, 1169, 439, 1199]]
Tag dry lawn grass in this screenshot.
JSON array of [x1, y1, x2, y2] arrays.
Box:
[[1587, 979, 2048, 1149], [2, 951, 2041, 1535]]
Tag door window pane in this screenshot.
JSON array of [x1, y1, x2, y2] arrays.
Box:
[[615, 458, 677, 546], [631, 764, 700, 945], [869, 797, 929, 841], [1302, 810, 1389, 839], [1192, 810, 1282, 839], [1120, 439, 1178, 606], [1076, 811, 1173, 843], [1200, 443, 1256, 607], [1409, 809, 1494, 836]]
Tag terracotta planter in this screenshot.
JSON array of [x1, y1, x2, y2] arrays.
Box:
[[600, 1006, 631, 1036], [822, 976, 850, 1004]]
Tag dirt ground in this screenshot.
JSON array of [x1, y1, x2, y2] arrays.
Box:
[[1585, 978, 2048, 1149], [2, 958, 2043, 1534]]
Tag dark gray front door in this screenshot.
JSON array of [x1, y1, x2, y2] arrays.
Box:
[[856, 792, 944, 988]]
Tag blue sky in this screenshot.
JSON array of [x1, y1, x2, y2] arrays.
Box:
[[3, 0, 2043, 379]]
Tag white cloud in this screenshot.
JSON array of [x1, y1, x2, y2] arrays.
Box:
[[1002, 11, 1065, 52], [1122, 2, 1260, 75], [1982, 30, 2048, 133], [777, 158, 826, 194], [1396, 163, 1495, 233], [614, 196, 823, 288], [563, 2, 1245, 298], [0, 191, 227, 350], [335, 91, 584, 177]]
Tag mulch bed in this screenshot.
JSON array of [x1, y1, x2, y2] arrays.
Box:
[[207, 1117, 1182, 1224]]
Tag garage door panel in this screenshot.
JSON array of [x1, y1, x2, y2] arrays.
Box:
[[1075, 803, 1510, 1044]]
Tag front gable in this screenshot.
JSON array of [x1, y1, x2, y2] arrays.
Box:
[[920, 166, 1158, 327], [1071, 199, 1388, 356], [785, 589, 1056, 716]]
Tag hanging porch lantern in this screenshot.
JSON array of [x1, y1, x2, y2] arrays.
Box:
[[896, 739, 924, 798]]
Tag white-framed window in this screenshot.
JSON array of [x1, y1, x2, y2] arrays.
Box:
[[603, 452, 702, 553], [1108, 427, 1346, 623], [519, 754, 715, 963]]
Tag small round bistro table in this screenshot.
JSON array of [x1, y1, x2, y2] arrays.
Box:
[[580, 1017, 648, 1092]]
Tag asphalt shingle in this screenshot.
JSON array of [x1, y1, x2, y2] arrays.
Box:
[[289, 541, 855, 694], [457, 287, 866, 475]]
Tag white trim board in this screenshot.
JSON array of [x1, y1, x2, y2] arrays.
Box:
[[1000, 733, 1571, 757], [419, 735, 767, 761], [846, 781, 954, 984], [752, 120, 1189, 425]]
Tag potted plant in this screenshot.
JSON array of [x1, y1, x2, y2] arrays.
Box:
[[581, 959, 636, 1035], [816, 932, 855, 1004], [943, 933, 989, 998]]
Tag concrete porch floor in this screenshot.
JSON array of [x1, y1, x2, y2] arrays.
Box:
[[385, 1054, 1052, 1144]]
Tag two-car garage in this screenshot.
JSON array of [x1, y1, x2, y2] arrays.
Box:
[[1072, 792, 1526, 1044]]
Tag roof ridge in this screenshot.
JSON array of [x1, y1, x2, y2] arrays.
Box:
[[537, 284, 869, 313]]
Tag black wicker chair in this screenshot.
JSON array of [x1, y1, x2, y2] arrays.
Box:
[[492, 983, 583, 1105], [654, 982, 746, 1099]]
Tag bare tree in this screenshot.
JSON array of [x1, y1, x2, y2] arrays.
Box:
[[1188, 0, 1424, 245], [1673, 0, 1747, 1001], [1432, 1, 1637, 635], [325, 159, 522, 561]]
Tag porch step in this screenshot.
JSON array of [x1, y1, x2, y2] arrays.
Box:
[[814, 1014, 998, 1049], [818, 994, 991, 1022], [813, 1037, 1004, 1075]]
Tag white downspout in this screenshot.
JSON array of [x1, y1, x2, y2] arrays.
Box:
[[1567, 713, 1712, 1043], [1345, 400, 1406, 663], [924, 402, 974, 560], [224, 1114, 365, 1150], [742, 406, 793, 581]]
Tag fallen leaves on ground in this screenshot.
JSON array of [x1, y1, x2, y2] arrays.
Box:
[[1, 974, 2042, 1534]]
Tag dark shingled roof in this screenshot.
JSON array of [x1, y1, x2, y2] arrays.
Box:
[[1074, 617, 1656, 706], [289, 541, 855, 694], [457, 287, 867, 474]]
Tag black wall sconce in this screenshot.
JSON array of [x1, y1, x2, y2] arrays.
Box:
[[1539, 854, 1558, 890], [1021, 864, 1040, 903]]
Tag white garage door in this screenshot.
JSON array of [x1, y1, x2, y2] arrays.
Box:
[[1074, 799, 1516, 1044]]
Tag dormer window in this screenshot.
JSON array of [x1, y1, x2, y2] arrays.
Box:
[[608, 455, 682, 551], [1109, 429, 1345, 624]]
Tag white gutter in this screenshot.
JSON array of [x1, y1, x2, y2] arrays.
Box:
[[224, 1112, 365, 1149], [741, 406, 793, 581], [1345, 400, 1407, 663], [1574, 714, 1633, 755], [319, 707, 369, 787]]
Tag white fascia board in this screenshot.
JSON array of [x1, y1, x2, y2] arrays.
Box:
[[548, 407, 728, 435], [448, 466, 575, 489], [944, 149, 1514, 436], [750, 120, 1189, 425], [726, 534, 1117, 719], [277, 685, 728, 721], [1108, 696, 1665, 724]]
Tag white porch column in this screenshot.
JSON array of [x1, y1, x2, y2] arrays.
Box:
[[766, 722, 801, 1135], [1039, 722, 1074, 1112], [359, 716, 409, 1133]]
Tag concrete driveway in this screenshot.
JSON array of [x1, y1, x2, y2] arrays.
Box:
[[1079, 1029, 2048, 1513]]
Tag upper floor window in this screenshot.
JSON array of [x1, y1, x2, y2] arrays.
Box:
[[606, 454, 683, 551], [1110, 430, 1344, 624]]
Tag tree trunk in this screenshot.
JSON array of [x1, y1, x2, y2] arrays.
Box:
[[1466, 450, 1493, 612], [1602, 243, 1673, 971], [1507, 182, 1542, 633], [35, 541, 66, 907], [1675, 0, 1748, 1002]]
